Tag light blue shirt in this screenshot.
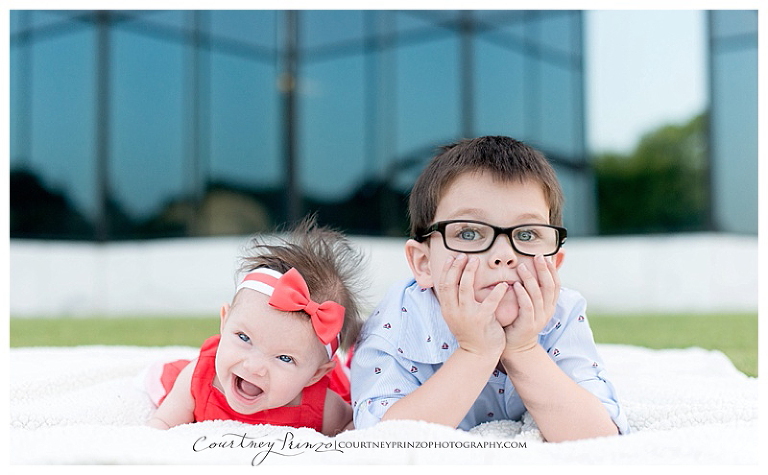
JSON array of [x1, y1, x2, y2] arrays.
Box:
[[351, 278, 629, 433]]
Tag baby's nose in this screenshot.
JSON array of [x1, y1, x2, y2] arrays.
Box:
[[243, 356, 267, 376]]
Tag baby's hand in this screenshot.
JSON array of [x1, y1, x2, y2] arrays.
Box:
[[436, 253, 507, 359], [502, 255, 560, 355]]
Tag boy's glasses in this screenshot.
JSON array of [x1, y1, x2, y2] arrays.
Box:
[[415, 220, 567, 256]]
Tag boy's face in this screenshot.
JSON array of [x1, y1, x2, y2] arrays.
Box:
[[406, 171, 562, 327], [215, 290, 333, 415]]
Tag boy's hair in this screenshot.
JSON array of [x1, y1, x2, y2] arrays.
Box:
[[237, 216, 366, 351], [408, 136, 564, 238]]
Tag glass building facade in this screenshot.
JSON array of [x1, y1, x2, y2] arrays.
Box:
[[9, 10, 591, 240], [9, 10, 757, 241]]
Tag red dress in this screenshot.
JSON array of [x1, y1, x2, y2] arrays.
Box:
[[155, 335, 350, 432]]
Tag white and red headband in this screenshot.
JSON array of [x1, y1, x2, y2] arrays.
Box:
[[237, 267, 344, 358]]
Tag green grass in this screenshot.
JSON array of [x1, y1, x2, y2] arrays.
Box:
[[10, 312, 758, 377], [9, 316, 221, 348], [588, 312, 757, 377]]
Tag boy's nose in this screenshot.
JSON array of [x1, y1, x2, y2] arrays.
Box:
[[488, 234, 518, 267]]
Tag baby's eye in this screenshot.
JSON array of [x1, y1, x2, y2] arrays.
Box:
[[237, 332, 251, 343], [277, 355, 294, 364]]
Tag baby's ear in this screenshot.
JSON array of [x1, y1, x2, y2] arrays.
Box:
[[405, 239, 434, 289], [306, 359, 336, 387], [219, 303, 231, 332]]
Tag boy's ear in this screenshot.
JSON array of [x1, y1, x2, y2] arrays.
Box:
[[219, 303, 231, 332], [405, 239, 434, 289], [554, 249, 565, 269], [306, 359, 336, 387]]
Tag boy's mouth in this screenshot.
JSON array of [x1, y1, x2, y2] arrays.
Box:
[[484, 280, 520, 291]]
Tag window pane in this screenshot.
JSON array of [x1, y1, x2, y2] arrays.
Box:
[[710, 48, 757, 233], [28, 10, 75, 31], [396, 36, 460, 159], [111, 29, 186, 226], [301, 10, 364, 50], [711, 10, 757, 39], [538, 61, 579, 159], [210, 10, 277, 50], [396, 11, 458, 36], [475, 38, 526, 137], [30, 31, 96, 218], [11, 27, 97, 238], [537, 11, 579, 56], [130, 10, 185, 31], [300, 55, 365, 201], [209, 54, 280, 189]]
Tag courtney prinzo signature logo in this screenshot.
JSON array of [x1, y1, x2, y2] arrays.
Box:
[[192, 431, 343, 465]]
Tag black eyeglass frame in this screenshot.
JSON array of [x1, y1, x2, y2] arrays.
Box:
[[414, 220, 568, 256]]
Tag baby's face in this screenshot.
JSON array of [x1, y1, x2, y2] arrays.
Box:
[[215, 290, 329, 415], [420, 172, 554, 327]]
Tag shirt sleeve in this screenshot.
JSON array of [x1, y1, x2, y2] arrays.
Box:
[[541, 292, 630, 434], [350, 332, 423, 430]]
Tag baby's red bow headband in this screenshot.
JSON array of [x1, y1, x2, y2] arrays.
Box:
[[237, 267, 344, 358]]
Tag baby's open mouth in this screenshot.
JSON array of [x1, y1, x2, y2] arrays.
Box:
[[235, 376, 264, 399]]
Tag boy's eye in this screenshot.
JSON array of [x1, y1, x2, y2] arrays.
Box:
[[514, 229, 539, 242], [277, 355, 294, 364], [457, 227, 483, 241], [237, 332, 251, 343]]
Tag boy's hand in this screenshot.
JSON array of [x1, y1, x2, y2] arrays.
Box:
[[436, 253, 507, 359], [502, 255, 560, 355]]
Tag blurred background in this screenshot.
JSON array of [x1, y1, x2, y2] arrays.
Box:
[[7, 10, 758, 372]]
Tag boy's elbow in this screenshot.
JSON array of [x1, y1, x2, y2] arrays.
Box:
[[544, 420, 619, 443], [351, 401, 388, 430]]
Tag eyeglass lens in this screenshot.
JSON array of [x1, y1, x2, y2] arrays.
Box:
[[442, 222, 560, 255]]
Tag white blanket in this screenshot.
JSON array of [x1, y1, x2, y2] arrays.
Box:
[[9, 343, 758, 465]]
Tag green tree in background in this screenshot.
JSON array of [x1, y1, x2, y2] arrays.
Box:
[[594, 112, 708, 235]]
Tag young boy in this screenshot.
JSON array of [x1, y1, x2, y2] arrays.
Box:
[[351, 136, 627, 441]]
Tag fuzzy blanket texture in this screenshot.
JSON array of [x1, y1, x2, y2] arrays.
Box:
[[10, 343, 758, 465]]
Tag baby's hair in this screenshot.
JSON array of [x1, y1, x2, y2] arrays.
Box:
[[236, 215, 366, 352], [408, 136, 564, 238]]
